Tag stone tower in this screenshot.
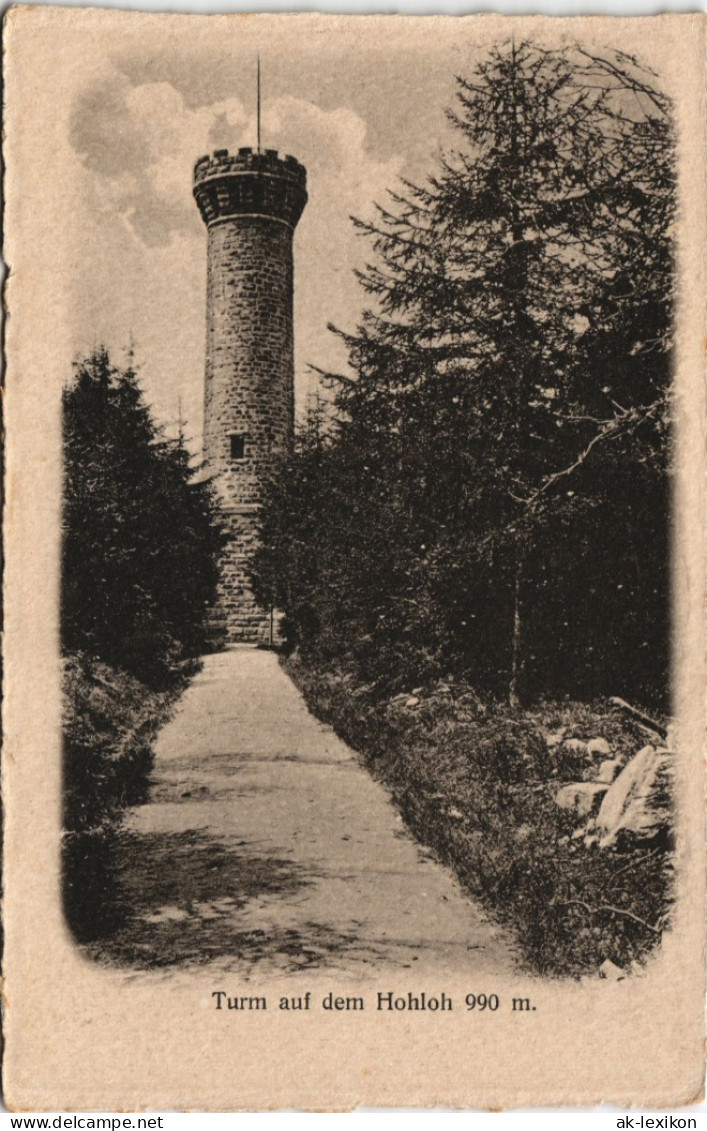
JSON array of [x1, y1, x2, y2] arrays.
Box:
[[193, 146, 307, 642]]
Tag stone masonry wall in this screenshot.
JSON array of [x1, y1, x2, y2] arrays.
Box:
[[195, 148, 306, 644], [204, 217, 294, 512], [203, 216, 295, 642], [207, 509, 271, 644]]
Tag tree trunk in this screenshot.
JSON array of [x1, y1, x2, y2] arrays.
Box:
[[509, 555, 523, 709]]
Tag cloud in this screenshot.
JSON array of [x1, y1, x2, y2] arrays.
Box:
[[68, 67, 404, 437], [70, 67, 399, 246], [69, 72, 151, 179], [70, 68, 248, 246]]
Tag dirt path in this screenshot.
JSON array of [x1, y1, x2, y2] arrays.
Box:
[[93, 647, 518, 979]]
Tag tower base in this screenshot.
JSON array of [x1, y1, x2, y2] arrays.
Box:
[[207, 510, 272, 645]]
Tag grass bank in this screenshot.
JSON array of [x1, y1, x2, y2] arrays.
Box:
[[62, 652, 197, 941], [284, 654, 674, 979]]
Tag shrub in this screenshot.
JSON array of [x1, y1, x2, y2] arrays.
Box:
[[469, 717, 550, 784], [62, 653, 180, 834], [286, 654, 673, 978], [62, 347, 222, 685]]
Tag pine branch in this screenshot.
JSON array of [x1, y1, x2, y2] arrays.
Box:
[[574, 47, 670, 116], [521, 402, 662, 508], [554, 899, 661, 935]]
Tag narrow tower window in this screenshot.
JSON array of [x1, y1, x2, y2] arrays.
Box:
[[230, 433, 246, 460]]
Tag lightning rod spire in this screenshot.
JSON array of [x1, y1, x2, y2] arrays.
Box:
[[257, 53, 261, 153]]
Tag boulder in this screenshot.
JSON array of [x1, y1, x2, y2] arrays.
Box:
[[595, 758, 623, 785], [587, 737, 612, 758], [599, 959, 626, 981], [555, 782, 609, 818], [596, 745, 673, 848]]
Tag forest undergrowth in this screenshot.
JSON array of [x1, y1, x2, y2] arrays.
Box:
[[285, 654, 674, 979]]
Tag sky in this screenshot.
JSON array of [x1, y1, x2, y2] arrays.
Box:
[[63, 15, 671, 454], [65, 23, 487, 452]]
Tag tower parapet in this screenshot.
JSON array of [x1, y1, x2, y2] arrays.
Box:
[[194, 148, 307, 229], [194, 146, 307, 643]]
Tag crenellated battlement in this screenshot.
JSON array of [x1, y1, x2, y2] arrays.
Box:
[[194, 146, 306, 185], [193, 147, 308, 229]]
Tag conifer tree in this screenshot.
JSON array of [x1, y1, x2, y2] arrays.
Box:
[[255, 43, 675, 706], [62, 347, 223, 684]]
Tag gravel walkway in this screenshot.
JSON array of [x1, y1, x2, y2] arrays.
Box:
[[101, 647, 518, 979]]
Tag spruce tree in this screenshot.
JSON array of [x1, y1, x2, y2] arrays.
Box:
[[320, 43, 675, 704], [62, 347, 223, 684]]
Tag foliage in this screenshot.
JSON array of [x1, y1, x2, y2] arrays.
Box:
[[61, 348, 221, 940], [61, 652, 194, 942], [253, 43, 675, 708], [287, 654, 673, 977], [62, 652, 184, 834], [62, 347, 223, 686]]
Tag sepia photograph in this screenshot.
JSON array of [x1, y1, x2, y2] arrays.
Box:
[[3, 7, 705, 1111]]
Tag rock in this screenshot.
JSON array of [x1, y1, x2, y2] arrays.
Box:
[[587, 737, 611, 757], [555, 782, 609, 818], [599, 959, 626, 981], [595, 758, 623, 785], [563, 738, 587, 754], [545, 727, 567, 748], [596, 745, 673, 848], [448, 807, 464, 821], [405, 696, 420, 708], [411, 686, 424, 696]]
